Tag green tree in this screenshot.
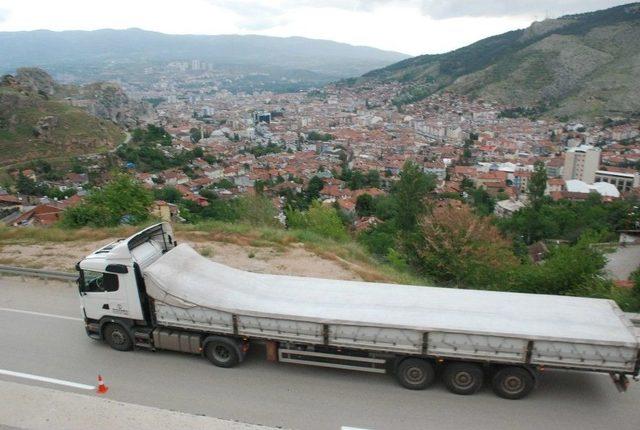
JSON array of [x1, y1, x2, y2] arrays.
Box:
[[305, 176, 324, 203], [528, 161, 547, 210], [417, 204, 519, 287], [366, 170, 381, 188], [215, 179, 234, 189], [287, 201, 348, 241], [235, 195, 279, 226], [348, 170, 365, 190], [61, 174, 153, 227], [393, 161, 436, 233], [190, 128, 202, 143], [511, 239, 608, 296], [468, 187, 496, 216], [153, 186, 182, 203], [15, 171, 37, 195], [355, 194, 374, 217]]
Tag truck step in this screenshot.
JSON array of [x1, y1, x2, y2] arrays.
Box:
[[133, 328, 155, 350]]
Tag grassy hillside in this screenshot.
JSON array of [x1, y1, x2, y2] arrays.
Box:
[[365, 3, 640, 118], [0, 81, 125, 166], [0, 221, 425, 285]]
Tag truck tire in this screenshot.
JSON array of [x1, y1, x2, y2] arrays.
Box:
[[491, 366, 534, 400], [443, 362, 484, 395], [103, 323, 133, 351], [396, 358, 435, 390], [204, 338, 240, 368]]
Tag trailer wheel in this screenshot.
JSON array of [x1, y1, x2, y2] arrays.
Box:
[[443, 362, 484, 395], [396, 358, 435, 390], [204, 339, 240, 368], [491, 366, 534, 400], [103, 323, 133, 351]]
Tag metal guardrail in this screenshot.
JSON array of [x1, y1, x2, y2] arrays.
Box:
[[0, 265, 77, 282]]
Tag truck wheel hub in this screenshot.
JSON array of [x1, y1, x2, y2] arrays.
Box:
[[111, 329, 125, 345], [453, 371, 473, 388], [503, 376, 523, 393], [214, 345, 231, 362], [405, 367, 426, 384]]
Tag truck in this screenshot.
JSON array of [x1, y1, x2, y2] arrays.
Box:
[[76, 223, 640, 399]]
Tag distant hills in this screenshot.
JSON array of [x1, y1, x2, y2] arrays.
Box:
[[0, 68, 126, 166], [0, 29, 409, 85], [364, 3, 640, 119]]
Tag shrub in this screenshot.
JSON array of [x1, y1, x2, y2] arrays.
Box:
[[416, 204, 519, 287], [235, 195, 279, 227], [61, 174, 153, 228], [287, 201, 348, 241]]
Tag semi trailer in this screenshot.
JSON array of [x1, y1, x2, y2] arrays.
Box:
[[76, 223, 640, 399]]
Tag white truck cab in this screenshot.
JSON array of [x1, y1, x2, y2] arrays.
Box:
[[77, 223, 175, 340]]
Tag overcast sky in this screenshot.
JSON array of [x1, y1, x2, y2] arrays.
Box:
[[0, 0, 631, 55]]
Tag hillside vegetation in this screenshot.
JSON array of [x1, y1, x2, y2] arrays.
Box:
[[0, 69, 125, 166], [365, 3, 640, 119], [17, 163, 636, 312]]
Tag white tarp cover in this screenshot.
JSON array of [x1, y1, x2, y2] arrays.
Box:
[[144, 244, 638, 347]]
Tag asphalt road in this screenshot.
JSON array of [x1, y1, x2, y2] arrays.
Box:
[[1, 278, 640, 430]]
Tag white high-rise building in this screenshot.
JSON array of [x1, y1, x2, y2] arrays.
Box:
[[563, 145, 601, 184]]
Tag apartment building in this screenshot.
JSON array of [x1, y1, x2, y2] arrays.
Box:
[[563, 145, 601, 184]]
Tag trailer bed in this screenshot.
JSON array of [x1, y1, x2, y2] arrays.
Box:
[[143, 244, 639, 372]]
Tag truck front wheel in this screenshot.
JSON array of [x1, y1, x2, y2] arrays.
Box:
[[204, 338, 240, 368], [103, 323, 133, 351], [491, 366, 534, 400], [395, 358, 435, 390]]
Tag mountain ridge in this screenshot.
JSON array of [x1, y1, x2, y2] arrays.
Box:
[[364, 2, 640, 119], [0, 28, 409, 80]]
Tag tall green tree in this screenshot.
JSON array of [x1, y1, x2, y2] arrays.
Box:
[[393, 161, 436, 233], [528, 161, 548, 210], [305, 176, 324, 203], [355, 194, 374, 217]]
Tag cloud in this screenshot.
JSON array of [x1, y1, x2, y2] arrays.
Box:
[[417, 0, 632, 19], [206, 0, 633, 24], [0, 8, 9, 22]]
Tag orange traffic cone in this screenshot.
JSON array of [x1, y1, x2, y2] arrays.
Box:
[[96, 375, 109, 394]]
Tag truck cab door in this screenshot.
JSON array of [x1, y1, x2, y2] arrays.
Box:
[[79, 269, 129, 320]]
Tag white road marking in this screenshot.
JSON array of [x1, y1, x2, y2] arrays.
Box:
[[0, 307, 82, 321], [0, 369, 94, 390]]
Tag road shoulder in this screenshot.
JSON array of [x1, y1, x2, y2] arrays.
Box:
[[0, 380, 280, 430]]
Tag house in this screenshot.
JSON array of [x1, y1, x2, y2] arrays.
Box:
[[354, 216, 380, 232], [136, 173, 156, 187], [0, 194, 22, 210], [546, 178, 565, 195], [337, 198, 356, 214], [494, 199, 526, 218], [175, 184, 208, 207], [162, 170, 189, 186], [64, 172, 88, 186], [12, 204, 63, 226]]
